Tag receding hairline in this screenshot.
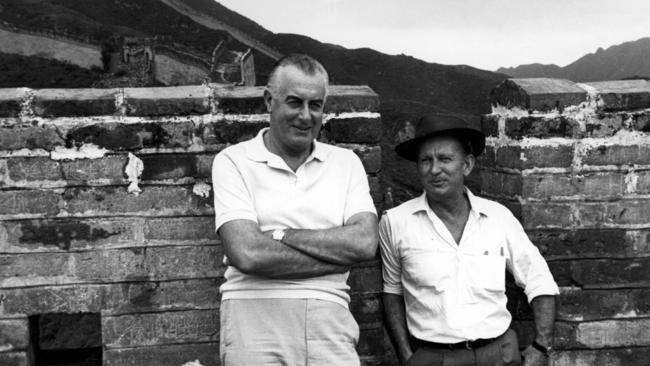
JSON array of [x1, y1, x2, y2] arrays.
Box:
[[266, 54, 329, 95]]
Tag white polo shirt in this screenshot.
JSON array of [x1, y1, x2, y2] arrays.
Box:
[[212, 128, 377, 308], [379, 189, 559, 343]]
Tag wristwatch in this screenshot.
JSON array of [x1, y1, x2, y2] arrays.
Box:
[[531, 340, 552, 356], [272, 229, 286, 241]]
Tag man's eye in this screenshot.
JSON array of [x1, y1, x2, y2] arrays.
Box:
[[287, 100, 302, 108], [310, 102, 323, 110]]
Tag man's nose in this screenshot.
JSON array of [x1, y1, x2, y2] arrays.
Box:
[[429, 161, 442, 174], [298, 103, 310, 120]]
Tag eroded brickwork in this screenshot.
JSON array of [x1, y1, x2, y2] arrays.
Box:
[[0, 85, 383, 365]]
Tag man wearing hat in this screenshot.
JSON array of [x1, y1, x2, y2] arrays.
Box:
[[379, 114, 559, 366]]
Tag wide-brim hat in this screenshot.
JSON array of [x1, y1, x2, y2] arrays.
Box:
[[394, 114, 486, 161]]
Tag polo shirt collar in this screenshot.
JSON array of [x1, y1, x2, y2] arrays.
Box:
[[246, 128, 329, 166], [411, 187, 489, 218]]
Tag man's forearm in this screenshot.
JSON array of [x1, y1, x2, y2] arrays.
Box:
[[530, 295, 556, 346], [383, 293, 413, 365], [281, 212, 379, 265]]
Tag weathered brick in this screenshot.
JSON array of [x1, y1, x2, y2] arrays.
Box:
[[555, 319, 650, 348], [0, 279, 221, 316], [505, 116, 579, 139], [583, 144, 650, 166], [479, 171, 522, 198], [62, 186, 212, 217], [195, 154, 216, 178], [585, 79, 650, 111], [368, 175, 382, 205], [66, 122, 194, 150], [631, 113, 650, 132], [578, 200, 650, 227], [0, 352, 28, 366], [140, 154, 197, 181], [104, 342, 219, 366], [480, 114, 499, 138], [325, 85, 380, 113], [324, 117, 381, 144], [102, 309, 219, 348], [0, 190, 61, 216], [547, 261, 572, 287], [0, 125, 64, 151], [552, 347, 650, 366], [557, 288, 650, 321], [0, 218, 137, 251], [62, 155, 127, 184], [521, 203, 573, 229], [528, 229, 649, 259], [570, 258, 650, 288], [144, 216, 217, 243], [495, 144, 574, 169], [4, 157, 61, 183], [348, 263, 382, 294], [0, 318, 29, 351], [201, 120, 267, 144], [33, 88, 118, 117], [0, 88, 26, 117], [637, 170, 650, 194], [124, 86, 211, 116], [477, 145, 497, 167], [357, 326, 385, 357], [0, 246, 223, 287], [350, 294, 382, 325], [210, 85, 265, 114], [521, 172, 625, 199], [490, 78, 587, 111], [338, 144, 381, 174], [584, 113, 624, 137]]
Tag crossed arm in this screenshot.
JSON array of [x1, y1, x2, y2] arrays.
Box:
[[219, 212, 378, 279]]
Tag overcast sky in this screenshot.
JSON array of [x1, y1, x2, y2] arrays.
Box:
[[216, 0, 650, 71]]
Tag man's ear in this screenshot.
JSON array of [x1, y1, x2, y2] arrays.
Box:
[[463, 154, 476, 177], [263, 89, 272, 113]]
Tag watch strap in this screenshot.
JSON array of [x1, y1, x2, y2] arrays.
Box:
[[531, 340, 550, 355]]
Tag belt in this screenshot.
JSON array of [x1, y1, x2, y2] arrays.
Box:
[[412, 335, 499, 350]]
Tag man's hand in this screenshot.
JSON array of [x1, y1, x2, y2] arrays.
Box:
[[521, 345, 549, 366]]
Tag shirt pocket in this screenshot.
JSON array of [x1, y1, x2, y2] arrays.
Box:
[[464, 254, 506, 292], [402, 250, 455, 292]]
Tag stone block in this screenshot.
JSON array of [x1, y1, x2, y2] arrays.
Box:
[[0, 279, 222, 316], [357, 326, 385, 357], [630, 113, 650, 132], [350, 293, 382, 325], [490, 78, 587, 111], [202, 120, 267, 144], [39, 313, 101, 350], [585, 79, 650, 111], [61, 186, 212, 217], [0, 318, 29, 351], [143, 216, 218, 243], [504, 116, 579, 139], [527, 229, 648, 259], [552, 347, 650, 366], [0, 352, 28, 366], [521, 172, 625, 199], [1, 218, 137, 251], [62, 155, 128, 184], [102, 309, 219, 348], [32, 88, 118, 117], [584, 113, 624, 137], [521, 203, 573, 229], [0, 125, 64, 151], [555, 319, 650, 348], [479, 171, 522, 198], [210, 85, 266, 114], [582, 144, 650, 166], [0, 252, 70, 287], [637, 170, 650, 194], [140, 154, 197, 181], [557, 288, 650, 321], [325, 85, 380, 113], [123, 86, 211, 116], [495, 145, 574, 170], [0, 88, 26, 117], [5, 157, 62, 182], [0, 190, 61, 216], [480, 114, 499, 137], [66, 122, 193, 150], [348, 262, 382, 294], [195, 154, 216, 178], [324, 117, 381, 143], [570, 258, 650, 288], [104, 342, 219, 366], [578, 200, 650, 227]]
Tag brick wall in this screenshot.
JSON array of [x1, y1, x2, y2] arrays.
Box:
[[0, 84, 383, 365], [483, 78, 650, 365]]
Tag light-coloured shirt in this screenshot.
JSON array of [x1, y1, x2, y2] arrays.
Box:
[[212, 128, 377, 308], [379, 189, 559, 343]]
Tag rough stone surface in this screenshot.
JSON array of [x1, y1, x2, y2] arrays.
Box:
[[585, 79, 650, 111], [0, 125, 64, 151], [0, 319, 29, 351], [33, 88, 118, 117], [490, 78, 587, 111], [104, 342, 219, 366], [323, 117, 382, 143], [0, 352, 28, 366]]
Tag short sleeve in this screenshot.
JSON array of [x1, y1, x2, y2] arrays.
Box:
[[379, 213, 403, 295], [343, 151, 377, 223], [211, 151, 258, 231]]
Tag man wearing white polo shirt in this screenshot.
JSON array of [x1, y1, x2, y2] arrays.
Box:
[[212, 54, 378, 365], [379, 114, 558, 366]]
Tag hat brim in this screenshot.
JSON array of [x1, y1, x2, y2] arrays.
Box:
[[395, 128, 486, 161]]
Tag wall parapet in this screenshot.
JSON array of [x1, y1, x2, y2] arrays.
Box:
[[482, 77, 650, 366]]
